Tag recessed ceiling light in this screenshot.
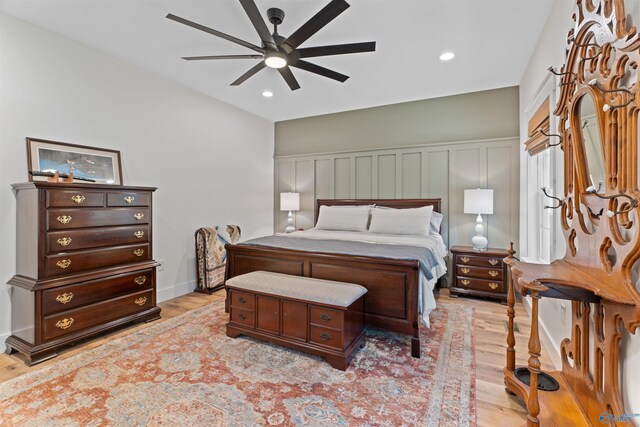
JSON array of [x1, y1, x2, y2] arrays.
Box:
[[262, 91, 274, 98], [439, 52, 455, 61]]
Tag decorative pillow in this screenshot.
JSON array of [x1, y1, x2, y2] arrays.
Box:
[[315, 205, 370, 232], [368, 206, 433, 235], [430, 211, 444, 235]]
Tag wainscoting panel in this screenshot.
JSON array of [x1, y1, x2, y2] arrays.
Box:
[[274, 137, 519, 250]]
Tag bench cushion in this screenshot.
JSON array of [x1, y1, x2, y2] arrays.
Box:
[[226, 271, 367, 307]]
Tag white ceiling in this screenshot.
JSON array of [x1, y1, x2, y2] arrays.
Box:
[[0, 0, 554, 121]]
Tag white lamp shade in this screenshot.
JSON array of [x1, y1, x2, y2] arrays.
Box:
[[464, 189, 494, 214], [280, 192, 300, 211]]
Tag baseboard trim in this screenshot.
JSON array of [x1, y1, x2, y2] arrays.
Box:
[[520, 297, 562, 370], [157, 280, 197, 303]]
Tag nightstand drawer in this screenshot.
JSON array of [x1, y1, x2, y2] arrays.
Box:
[[455, 253, 504, 268], [456, 277, 504, 293], [456, 265, 503, 280]]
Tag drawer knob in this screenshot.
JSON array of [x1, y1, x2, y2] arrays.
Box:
[[489, 270, 499, 277], [57, 237, 72, 246], [134, 231, 144, 239], [460, 256, 470, 263], [134, 276, 147, 285], [488, 282, 499, 290], [238, 296, 247, 304], [124, 196, 135, 204], [320, 313, 332, 321], [489, 259, 500, 266], [55, 318, 74, 330], [71, 195, 85, 204], [461, 267, 470, 274], [55, 292, 74, 304], [461, 279, 470, 286], [56, 215, 72, 224], [319, 332, 332, 341], [273, 311, 278, 319], [134, 212, 145, 220], [133, 249, 145, 257], [239, 313, 247, 320], [134, 297, 147, 306], [56, 259, 72, 269]]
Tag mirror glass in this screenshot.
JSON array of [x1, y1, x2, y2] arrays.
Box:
[[579, 95, 605, 188]]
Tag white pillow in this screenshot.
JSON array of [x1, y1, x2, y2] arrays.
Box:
[[430, 211, 444, 235], [368, 206, 433, 235], [315, 205, 370, 232]]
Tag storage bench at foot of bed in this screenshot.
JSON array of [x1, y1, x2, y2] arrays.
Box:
[[225, 271, 367, 370]]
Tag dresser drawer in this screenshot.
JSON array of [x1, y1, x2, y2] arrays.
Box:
[[309, 306, 343, 330], [44, 244, 150, 277], [47, 225, 150, 253], [229, 289, 255, 310], [42, 290, 153, 341], [42, 269, 154, 315], [456, 265, 503, 280], [107, 192, 151, 207], [456, 277, 504, 293], [46, 190, 105, 208], [47, 208, 150, 230], [309, 325, 344, 350], [455, 253, 504, 268], [230, 307, 255, 328]]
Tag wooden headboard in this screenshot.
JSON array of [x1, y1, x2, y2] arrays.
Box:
[[315, 198, 442, 226]]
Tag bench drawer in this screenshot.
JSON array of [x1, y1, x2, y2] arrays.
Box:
[[230, 308, 255, 328], [309, 306, 343, 330], [229, 290, 255, 310], [309, 325, 344, 350]]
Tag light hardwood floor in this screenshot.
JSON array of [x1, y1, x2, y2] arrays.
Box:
[[0, 289, 552, 426]]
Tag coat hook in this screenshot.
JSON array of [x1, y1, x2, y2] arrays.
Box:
[[541, 187, 562, 209], [586, 185, 639, 217], [539, 129, 563, 147], [548, 66, 576, 85], [589, 80, 636, 111], [573, 40, 602, 60]]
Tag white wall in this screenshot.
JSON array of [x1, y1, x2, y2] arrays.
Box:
[[0, 14, 274, 343], [518, 0, 640, 418]]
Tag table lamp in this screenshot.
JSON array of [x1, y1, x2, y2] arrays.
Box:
[[464, 188, 494, 251], [280, 192, 300, 233]]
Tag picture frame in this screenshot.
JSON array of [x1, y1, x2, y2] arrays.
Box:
[[26, 137, 123, 185]]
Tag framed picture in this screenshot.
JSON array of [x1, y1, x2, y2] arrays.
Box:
[[26, 138, 123, 185]]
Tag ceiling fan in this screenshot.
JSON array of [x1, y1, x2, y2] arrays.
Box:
[[166, 0, 376, 91]]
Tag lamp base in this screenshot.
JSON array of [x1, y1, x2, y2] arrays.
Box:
[[284, 210, 296, 234], [284, 226, 296, 233], [471, 214, 489, 251]]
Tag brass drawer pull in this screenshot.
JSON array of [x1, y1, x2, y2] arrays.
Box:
[[134, 276, 147, 285], [55, 318, 74, 330], [71, 195, 85, 204], [124, 196, 135, 204], [57, 237, 72, 246], [56, 259, 72, 269], [134, 297, 147, 306], [461, 267, 470, 274], [55, 292, 74, 304], [319, 332, 332, 341], [272, 312, 278, 319], [239, 313, 247, 320], [488, 282, 499, 290], [134, 231, 144, 238], [460, 256, 470, 263], [461, 279, 470, 286], [320, 313, 332, 321], [56, 215, 72, 224], [489, 270, 500, 277], [238, 296, 247, 304], [134, 212, 144, 220], [133, 249, 145, 257]]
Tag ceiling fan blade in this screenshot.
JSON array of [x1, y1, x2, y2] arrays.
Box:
[[230, 61, 266, 86], [182, 55, 263, 60], [283, 0, 350, 51], [278, 66, 301, 91], [166, 13, 264, 53], [291, 60, 349, 82], [297, 41, 376, 58], [239, 0, 277, 50]]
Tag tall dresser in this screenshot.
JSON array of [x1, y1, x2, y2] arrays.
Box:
[[5, 182, 160, 365]]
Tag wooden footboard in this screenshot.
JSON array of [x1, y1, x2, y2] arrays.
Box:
[[224, 243, 422, 357]]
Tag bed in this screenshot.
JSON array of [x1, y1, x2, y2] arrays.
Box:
[[224, 198, 447, 357]]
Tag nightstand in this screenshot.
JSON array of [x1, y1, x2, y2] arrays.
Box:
[[449, 245, 509, 302]]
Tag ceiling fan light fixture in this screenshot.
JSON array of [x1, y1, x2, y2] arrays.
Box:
[[265, 52, 287, 69]]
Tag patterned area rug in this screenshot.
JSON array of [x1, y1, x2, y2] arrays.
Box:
[[0, 298, 476, 426]]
